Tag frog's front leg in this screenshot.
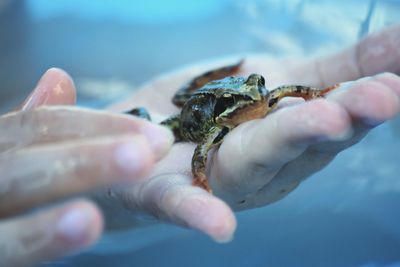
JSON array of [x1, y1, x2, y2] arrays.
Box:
[[160, 115, 185, 142], [268, 84, 339, 110], [192, 126, 230, 193], [127, 108, 184, 142]]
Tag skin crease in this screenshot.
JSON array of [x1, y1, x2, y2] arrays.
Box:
[[0, 25, 399, 266]]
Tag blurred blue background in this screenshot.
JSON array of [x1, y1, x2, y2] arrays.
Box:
[[1, 1, 400, 266]]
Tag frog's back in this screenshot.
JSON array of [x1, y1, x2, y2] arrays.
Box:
[[194, 76, 246, 97]]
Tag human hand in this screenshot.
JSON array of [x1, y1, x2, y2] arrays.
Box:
[[0, 69, 173, 267], [106, 25, 400, 242]]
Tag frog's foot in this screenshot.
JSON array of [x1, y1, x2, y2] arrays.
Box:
[[193, 173, 213, 194], [125, 107, 151, 121], [320, 83, 340, 95]]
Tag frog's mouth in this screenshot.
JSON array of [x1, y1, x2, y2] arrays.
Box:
[[213, 95, 235, 118], [215, 98, 268, 127]]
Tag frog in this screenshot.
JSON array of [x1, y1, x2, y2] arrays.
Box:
[[127, 60, 338, 193]]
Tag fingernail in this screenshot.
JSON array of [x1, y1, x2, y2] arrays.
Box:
[[141, 123, 174, 157], [214, 232, 235, 243], [57, 207, 92, 245], [21, 87, 50, 111], [22, 69, 61, 111], [114, 140, 147, 175]]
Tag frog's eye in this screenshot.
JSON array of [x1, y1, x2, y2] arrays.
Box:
[[214, 95, 235, 117]]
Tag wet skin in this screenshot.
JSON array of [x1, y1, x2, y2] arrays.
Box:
[[128, 61, 338, 193]]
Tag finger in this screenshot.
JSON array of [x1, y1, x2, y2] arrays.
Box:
[[0, 106, 173, 152], [253, 73, 400, 206], [118, 149, 236, 243], [314, 24, 400, 87], [211, 97, 352, 205], [302, 72, 400, 155], [0, 134, 172, 218], [0, 199, 102, 267], [327, 72, 400, 128], [20, 68, 77, 111]]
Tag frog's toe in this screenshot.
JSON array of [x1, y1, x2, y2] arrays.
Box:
[[125, 107, 151, 121], [193, 175, 213, 194]]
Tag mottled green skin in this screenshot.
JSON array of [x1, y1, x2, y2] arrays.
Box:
[[158, 74, 269, 193], [164, 75, 269, 144], [128, 61, 338, 193]]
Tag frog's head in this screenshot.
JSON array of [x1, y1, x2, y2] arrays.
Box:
[[241, 73, 269, 98], [214, 74, 269, 127]]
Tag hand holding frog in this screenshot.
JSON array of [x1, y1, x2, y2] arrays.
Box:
[[108, 25, 400, 241]]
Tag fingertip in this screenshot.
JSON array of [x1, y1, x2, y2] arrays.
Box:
[[139, 122, 175, 160], [112, 136, 155, 180], [208, 201, 237, 243], [333, 78, 400, 127], [45, 67, 77, 105], [22, 67, 77, 111], [56, 199, 104, 251], [175, 194, 237, 243], [1, 199, 104, 267]]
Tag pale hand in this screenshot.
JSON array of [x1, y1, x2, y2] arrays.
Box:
[[106, 25, 400, 242], [0, 69, 173, 267]]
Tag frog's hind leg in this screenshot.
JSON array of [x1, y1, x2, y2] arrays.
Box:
[[192, 126, 229, 193], [268, 84, 339, 110], [172, 60, 244, 107], [160, 115, 184, 142], [127, 108, 183, 142]]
